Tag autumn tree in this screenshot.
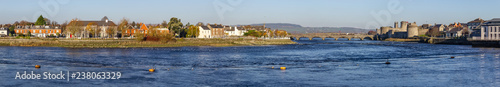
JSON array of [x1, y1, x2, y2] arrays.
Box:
[[118, 18, 129, 38], [106, 27, 117, 38], [186, 25, 199, 38], [35, 15, 46, 25], [244, 30, 263, 37], [66, 19, 82, 38], [428, 28, 442, 37], [86, 22, 97, 38]]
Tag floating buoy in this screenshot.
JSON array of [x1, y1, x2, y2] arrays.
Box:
[[451, 56, 455, 58], [149, 68, 155, 72], [280, 67, 286, 70], [385, 59, 391, 64], [271, 66, 274, 69], [35, 65, 41, 68]]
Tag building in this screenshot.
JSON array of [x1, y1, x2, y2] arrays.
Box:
[[198, 26, 211, 38], [0, 27, 8, 36], [224, 26, 236, 36], [124, 23, 169, 37], [468, 18, 486, 29], [207, 24, 225, 38], [480, 18, 500, 40], [445, 27, 468, 38], [67, 16, 117, 38], [235, 27, 246, 36], [14, 25, 61, 37]]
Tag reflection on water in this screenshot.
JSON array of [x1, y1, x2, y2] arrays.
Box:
[[0, 40, 500, 86]]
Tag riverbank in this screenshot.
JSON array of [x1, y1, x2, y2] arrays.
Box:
[[383, 37, 500, 48], [0, 38, 296, 48]]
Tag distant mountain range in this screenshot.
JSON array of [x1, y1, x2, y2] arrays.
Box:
[[238, 23, 373, 34]]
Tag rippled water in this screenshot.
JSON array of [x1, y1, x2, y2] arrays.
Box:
[[1, 40, 500, 86]]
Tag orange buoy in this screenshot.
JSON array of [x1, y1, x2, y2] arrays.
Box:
[[149, 68, 155, 72], [280, 67, 286, 70], [35, 65, 41, 68]]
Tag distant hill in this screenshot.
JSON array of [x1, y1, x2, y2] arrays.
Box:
[[240, 23, 373, 34]]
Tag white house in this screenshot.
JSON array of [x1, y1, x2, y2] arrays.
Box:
[[224, 26, 236, 36], [235, 27, 246, 36], [0, 27, 8, 36], [198, 26, 211, 38], [480, 18, 500, 40]]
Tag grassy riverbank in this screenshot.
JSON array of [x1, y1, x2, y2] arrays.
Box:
[[0, 38, 296, 48]]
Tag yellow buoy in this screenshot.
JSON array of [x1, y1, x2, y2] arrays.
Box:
[[149, 68, 155, 72], [271, 66, 274, 69], [35, 65, 41, 68], [280, 67, 286, 70]]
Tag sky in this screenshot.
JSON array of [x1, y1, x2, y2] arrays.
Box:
[[1, 0, 500, 29]]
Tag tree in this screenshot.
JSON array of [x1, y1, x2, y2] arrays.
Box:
[[167, 17, 183, 36], [106, 27, 116, 38], [118, 18, 129, 38], [35, 15, 46, 25], [368, 30, 377, 35], [66, 18, 82, 38], [161, 20, 167, 28], [86, 22, 97, 38], [131, 21, 136, 27], [9, 26, 15, 36], [27, 31, 31, 37], [186, 25, 199, 38], [428, 28, 442, 37], [244, 30, 263, 37]]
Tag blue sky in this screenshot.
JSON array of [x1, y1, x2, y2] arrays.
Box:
[[1, 0, 499, 29]]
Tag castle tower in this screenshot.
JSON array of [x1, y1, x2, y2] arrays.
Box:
[[376, 28, 380, 34], [381, 27, 390, 35], [407, 22, 418, 38], [400, 21, 408, 31], [394, 22, 399, 29]]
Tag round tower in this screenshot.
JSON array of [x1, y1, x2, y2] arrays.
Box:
[[407, 23, 418, 38], [400, 21, 408, 31]]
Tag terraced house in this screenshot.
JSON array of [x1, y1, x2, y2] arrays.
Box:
[[14, 25, 61, 37]]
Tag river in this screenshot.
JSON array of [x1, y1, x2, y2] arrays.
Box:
[[1, 39, 500, 86]]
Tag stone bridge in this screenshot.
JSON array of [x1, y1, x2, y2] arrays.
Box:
[[288, 33, 375, 40]]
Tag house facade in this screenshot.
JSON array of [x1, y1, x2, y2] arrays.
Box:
[[208, 24, 224, 38], [198, 26, 211, 38], [480, 18, 500, 40], [14, 25, 61, 37], [235, 27, 246, 36], [67, 16, 117, 38], [0, 27, 8, 36]]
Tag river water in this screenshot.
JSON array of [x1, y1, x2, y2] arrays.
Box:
[[1, 39, 500, 86]]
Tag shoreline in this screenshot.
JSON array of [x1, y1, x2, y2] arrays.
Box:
[[382, 38, 500, 48], [0, 38, 297, 48]]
